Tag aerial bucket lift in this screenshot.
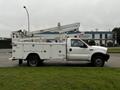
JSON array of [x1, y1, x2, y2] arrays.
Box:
[[11, 22, 80, 42]]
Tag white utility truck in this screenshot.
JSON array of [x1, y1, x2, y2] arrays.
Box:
[[10, 23, 109, 67]]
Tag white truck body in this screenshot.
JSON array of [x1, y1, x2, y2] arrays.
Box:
[[12, 42, 66, 60], [11, 38, 109, 67], [10, 23, 109, 67]]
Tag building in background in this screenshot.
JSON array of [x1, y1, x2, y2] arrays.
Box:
[[80, 31, 113, 46]]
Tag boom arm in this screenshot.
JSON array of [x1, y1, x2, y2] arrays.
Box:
[[30, 23, 80, 34]]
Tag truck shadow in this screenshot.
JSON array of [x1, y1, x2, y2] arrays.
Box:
[[43, 63, 91, 67], [21, 61, 92, 67]]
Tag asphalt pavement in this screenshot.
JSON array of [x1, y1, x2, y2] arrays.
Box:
[[0, 49, 119, 67]]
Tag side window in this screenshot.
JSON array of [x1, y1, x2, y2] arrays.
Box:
[[71, 39, 85, 47]]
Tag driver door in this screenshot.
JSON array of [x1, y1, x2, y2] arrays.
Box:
[[67, 39, 90, 61]]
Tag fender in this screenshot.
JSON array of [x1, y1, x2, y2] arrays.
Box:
[[91, 53, 110, 62]]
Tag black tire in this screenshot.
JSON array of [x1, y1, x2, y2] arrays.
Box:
[[19, 59, 23, 66], [27, 55, 40, 67], [92, 56, 105, 67]]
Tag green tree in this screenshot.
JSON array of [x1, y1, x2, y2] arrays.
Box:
[[112, 27, 120, 45]]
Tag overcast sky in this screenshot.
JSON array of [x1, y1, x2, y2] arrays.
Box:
[[0, 0, 120, 37]]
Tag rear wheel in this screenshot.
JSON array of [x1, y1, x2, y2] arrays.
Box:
[[27, 54, 40, 67], [92, 56, 105, 67]]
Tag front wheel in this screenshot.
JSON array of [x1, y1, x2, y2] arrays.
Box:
[[92, 56, 105, 67]]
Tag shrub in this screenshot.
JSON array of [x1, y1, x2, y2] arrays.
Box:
[[88, 40, 96, 46]]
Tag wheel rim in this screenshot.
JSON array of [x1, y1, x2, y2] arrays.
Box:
[[29, 56, 38, 66], [29, 60, 37, 66], [95, 58, 103, 67]]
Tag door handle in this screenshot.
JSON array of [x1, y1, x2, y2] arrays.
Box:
[[69, 48, 72, 52], [89, 49, 93, 51]]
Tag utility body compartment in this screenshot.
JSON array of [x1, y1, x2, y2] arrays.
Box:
[[12, 42, 66, 60]]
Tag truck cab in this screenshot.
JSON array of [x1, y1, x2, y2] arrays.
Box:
[[67, 38, 109, 67]]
